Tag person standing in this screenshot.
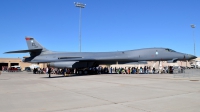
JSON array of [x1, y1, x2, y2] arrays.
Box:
[[153, 67, 155, 74], [110, 67, 112, 74], [144, 66, 146, 74], [46, 67, 48, 74], [2, 66, 4, 72], [128, 67, 130, 74], [63, 68, 66, 76], [48, 67, 51, 78]]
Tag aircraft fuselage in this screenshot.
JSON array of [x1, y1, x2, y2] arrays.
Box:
[[25, 48, 195, 63]]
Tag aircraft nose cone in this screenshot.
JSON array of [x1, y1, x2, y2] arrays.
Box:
[[188, 54, 197, 60], [192, 55, 197, 59]]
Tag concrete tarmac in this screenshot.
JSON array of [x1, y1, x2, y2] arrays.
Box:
[[0, 69, 200, 112]]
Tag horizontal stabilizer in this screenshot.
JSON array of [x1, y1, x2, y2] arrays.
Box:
[[4, 49, 42, 53]]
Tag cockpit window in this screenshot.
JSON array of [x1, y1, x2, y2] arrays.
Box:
[[165, 49, 176, 52]]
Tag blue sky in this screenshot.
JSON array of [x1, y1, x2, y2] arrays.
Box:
[[0, 0, 199, 58]]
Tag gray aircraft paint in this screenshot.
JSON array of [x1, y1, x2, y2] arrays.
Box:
[[5, 37, 197, 68]]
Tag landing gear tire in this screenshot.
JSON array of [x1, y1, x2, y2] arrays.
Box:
[[78, 70, 83, 75], [84, 70, 88, 75]]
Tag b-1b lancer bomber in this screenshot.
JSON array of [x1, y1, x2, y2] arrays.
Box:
[[5, 37, 196, 73]]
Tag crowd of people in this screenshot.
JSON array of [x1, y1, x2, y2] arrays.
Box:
[[110, 66, 184, 74], [113, 66, 185, 74], [114, 66, 156, 74], [31, 65, 185, 75], [33, 67, 71, 74], [0, 65, 185, 75]]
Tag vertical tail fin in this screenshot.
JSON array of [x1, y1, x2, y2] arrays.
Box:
[[25, 37, 48, 52]]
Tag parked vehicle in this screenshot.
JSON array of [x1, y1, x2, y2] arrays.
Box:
[[191, 61, 200, 68], [8, 66, 22, 72], [11, 66, 21, 71]]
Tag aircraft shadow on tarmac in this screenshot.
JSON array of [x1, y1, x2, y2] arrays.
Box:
[[40, 74, 104, 79]]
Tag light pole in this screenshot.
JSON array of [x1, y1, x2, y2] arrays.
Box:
[[74, 2, 86, 52], [191, 24, 196, 68]]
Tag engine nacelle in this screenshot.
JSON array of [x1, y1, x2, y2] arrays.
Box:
[[125, 61, 147, 64], [49, 61, 77, 68], [167, 58, 178, 63], [49, 61, 97, 68]]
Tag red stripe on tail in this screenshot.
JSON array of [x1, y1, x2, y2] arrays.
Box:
[[25, 38, 33, 40]]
